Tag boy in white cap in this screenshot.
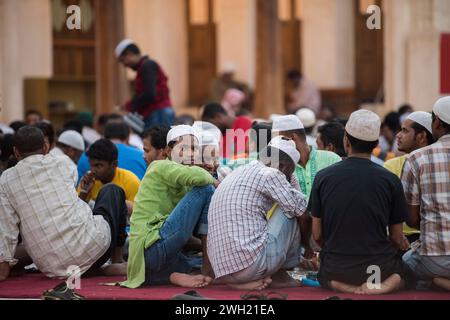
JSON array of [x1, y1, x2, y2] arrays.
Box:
[[384, 111, 435, 243], [272, 115, 341, 201], [208, 136, 311, 290], [123, 125, 217, 289], [115, 39, 175, 129], [401, 97, 450, 291], [310, 109, 409, 294]]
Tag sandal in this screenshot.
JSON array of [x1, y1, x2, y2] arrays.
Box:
[[41, 282, 86, 300]]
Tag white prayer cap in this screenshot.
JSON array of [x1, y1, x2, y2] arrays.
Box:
[[433, 96, 450, 125], [58, 130, 85, 151], [272, 115, 304, 132], [268, 136, 300, 164], [222, 61, 236, 73], [345, 109, 381, 142], [406, 111, 433, 134], [115, 39, 135, 58], [197, 131, 219, 147], [167, 125, 198, 146], [192, 121, 222, 143], [296, 108, 316, 128]]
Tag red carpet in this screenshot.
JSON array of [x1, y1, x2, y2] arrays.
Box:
[[0, 274, 449, 300]]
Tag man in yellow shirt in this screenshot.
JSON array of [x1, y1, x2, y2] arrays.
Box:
[[79, 139, 140, 215], [384, 111, 435, 243]]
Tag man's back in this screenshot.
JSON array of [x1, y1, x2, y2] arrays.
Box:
[[0, 154, 110, 278], [310, 157, 407, 272]]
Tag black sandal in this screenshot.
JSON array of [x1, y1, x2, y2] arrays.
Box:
[[41, 282, 86, 300]]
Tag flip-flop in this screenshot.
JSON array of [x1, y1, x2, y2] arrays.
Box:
[[41, 282, 86, 300], [171, 290, 214, 300]]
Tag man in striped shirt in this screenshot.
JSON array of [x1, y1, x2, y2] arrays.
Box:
[[0, 126, 128, 281]]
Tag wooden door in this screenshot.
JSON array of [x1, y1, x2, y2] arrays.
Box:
[[354, 0, 384, 103], [187, 0, 217, 106]]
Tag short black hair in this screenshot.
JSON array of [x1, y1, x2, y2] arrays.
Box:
[[86, 139, 118, 163], [382, 112, 401, 133], [122, 44, 141, 56], [34, 122, 55, 146], [25, 110, 43, 119], [202, 102, 227, 120], [260, 146, 294, 165], [104, 121, 130, 141], [249, 122, 272, 153], [13, 126, 45, 155], [318, 122, 346, 157], [0, 134, 15, 162], [346, 132, 378, 154], [107, 113, 124, 122], [97, 114, 110, 127], [174, 115, 195, 126], [63, 119, 83, 134], [9, 121, 26, 133], [410, 122, 435, 145], [287, 69, 302, 81], [398, 104, 413, 116], [143, 126, 170, 150]]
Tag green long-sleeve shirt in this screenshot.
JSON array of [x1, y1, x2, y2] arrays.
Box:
[[121, 159, 214, 288]]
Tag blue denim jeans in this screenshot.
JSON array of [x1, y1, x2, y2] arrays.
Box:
[[144, 107, 175, 129], [217, 208, 300, 284], [144, 185, 214, 285]]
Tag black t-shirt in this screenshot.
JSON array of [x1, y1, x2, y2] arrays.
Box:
[[308, 157, 408, 273]]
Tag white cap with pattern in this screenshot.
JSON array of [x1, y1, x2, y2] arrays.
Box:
[[58, 130, 85, 151], [345, 109, 381, 142], [268, 136, 300, 164], [433, 96, 450, 125], [406, 111, 433, 134], [272, 115, 304, 132], [166, 125, 198, 146], [115, 39, 135, 58]]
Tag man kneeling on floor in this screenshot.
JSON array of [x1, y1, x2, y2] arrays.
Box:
[[208, 136, 311, 290], [0, 127, 128, 282], [122, 125, 217, 289], [309, 110, 409, 295]]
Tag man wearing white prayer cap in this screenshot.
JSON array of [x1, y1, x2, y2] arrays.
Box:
[[384, 111, 435, 243], [207, 136, 311, 290], [50, 130, 85, 165], [272, 115, 341, 200], [310, 109, 409, 295], [401, 97, 450, 291], [115, 39, 175, 129], [296, 108, 317, 148]]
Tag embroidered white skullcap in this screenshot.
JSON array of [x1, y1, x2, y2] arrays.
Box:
[[272, 115, 304, 132], [406, 111, 433, 134], [192, 121, 222, 143], [166, 125, 198, 146], [268, 136, 300, 164], [433, 96, 450, 125], [345, 109, 381, 142], [115, 39, 135, 58], [197, 131, 219, 147], [296, 108, 316, 128], [58, 130, 85, 151]]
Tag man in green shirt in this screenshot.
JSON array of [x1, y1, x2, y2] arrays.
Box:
[[122, 125, 217, 289], [272, 115, 341, 201]]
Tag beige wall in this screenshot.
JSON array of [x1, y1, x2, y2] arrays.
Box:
[[384, 0, 450, 112], [0, 0, 52, 124], [300, 0, 355, 89], [124, 0, 188, 111], [214, 0, 257, 88]]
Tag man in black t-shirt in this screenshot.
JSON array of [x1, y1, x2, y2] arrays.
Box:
[[309, 110, 409, 295]]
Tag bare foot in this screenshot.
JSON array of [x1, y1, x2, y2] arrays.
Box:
[[101, 262, 127, 276], [170, 273, 213, 288], [329, 280, 359, 294], [269, 270, 302, 288], [229, 277, 272, 291], [355, 274, 404, 295], [432, 277, 450, 291]]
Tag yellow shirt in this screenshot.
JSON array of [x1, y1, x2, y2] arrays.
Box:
[[79, 168, 141, 203], [384, 155, 420, 236]]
